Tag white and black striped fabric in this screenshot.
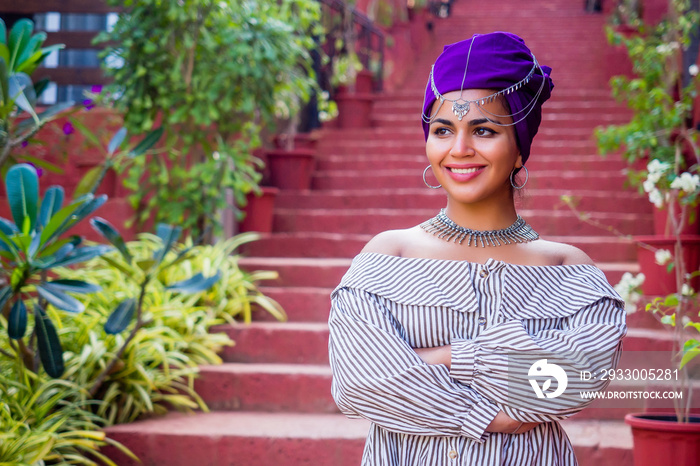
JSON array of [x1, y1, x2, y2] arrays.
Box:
[[328, 252, 627, 465]]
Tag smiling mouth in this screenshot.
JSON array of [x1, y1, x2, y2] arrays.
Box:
[[448, 167, 484, 174]]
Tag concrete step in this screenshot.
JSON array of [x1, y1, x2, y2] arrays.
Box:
[[272, 208, 652, 237], [240, 257, 638, 290], [194, 362, 696, 419], [102, 412, 368, 466], [273, 188, 648, 214], [194, 363, 337, 413], [102, 412, 632, 466], [255, 286, 333, 322], [316, 153, 630, 172], [217, 322, 330, 365], [317, 138, 607, 157], [311, 169, 632, 192], [214, 324, 672, 366], [242, 232, 639, 263]]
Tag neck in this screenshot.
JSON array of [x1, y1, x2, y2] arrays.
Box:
[[444, 195, 518, 231]]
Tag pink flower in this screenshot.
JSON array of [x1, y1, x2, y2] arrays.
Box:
[[26, 162, 43, 177]]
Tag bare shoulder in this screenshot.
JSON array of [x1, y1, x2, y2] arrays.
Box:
[[534, 239, 595, 266], [361, 228, 418, 257]]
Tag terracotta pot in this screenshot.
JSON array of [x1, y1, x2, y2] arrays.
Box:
[[335, 92, 373, 129], [273, 132, 319, 152], [653, 204, 700, 236], [265, 149, 316, 190], [635, 235, 700, 296], [625, 413, 700, 466], [239, 186, 278, 233], [354, 70, 375, 94]]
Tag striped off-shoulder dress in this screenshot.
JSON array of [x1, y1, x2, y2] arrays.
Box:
[[328, 252, 627, 466]]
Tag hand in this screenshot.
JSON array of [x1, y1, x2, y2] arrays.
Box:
[[485, 410, 542, 434], [414, 345, 452, 368]]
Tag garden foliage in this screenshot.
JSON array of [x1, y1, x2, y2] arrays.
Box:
[[0, 164, 284, 463], [97, 0, 323, 237]]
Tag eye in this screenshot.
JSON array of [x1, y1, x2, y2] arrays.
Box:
[[432, 127, 452, 136], [474, 127, 496, 137]]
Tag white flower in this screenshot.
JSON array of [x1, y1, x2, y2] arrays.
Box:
[[643, 178, 657, 193], [690, 64, 699, 77], [654, 249, 672, 266], [648, 188, 665, 208], [670, 172, 700, 193], [614, 272, 645, 314], [682, 284, 695, 296], [647, 159, 672, 176]]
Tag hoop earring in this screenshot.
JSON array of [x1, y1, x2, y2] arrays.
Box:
[[423, 166, 441, 189], [510, 165, 529, 190]]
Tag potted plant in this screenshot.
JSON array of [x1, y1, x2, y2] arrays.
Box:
[[330, 3, 375, 129], [265, 94, 317, 191], [595, 2, 700, 464]]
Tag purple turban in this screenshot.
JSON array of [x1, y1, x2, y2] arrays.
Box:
[[421, 32, 554, 164]]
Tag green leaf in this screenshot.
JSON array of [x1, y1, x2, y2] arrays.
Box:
[[8, 299, 27, 339], [90, 217, 131, 263], [8, 72, 38, 119], [39, 196, 86, 246], [38, 186, 65, 229], [34, 305, 64, 378], [0, 57, 8, 107], [0, 19, 6, 47], [0, 217, 18, 234], [0, 286, 12, 311], [108, 127, 128, 156], [128, 127, 163, 158], [104, 298, 137, 334], [46, 279, 101, 294], [166, 271, 221, 294], [33, 242, 74, 269], [8, 19, 32, 70], [5, 163, 38, 235], [37, 282, 85, 313], [50, 245, 111, 268], [153, 224, 182, 266], [680, 339, 700, 369], [74, 166, 104, 198]]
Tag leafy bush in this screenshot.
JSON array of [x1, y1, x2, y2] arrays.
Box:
[[0, 18, 73, 171], [97, 0, 323, 238]]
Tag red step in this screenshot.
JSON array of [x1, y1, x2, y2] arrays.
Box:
[[102, 414, 632, 466], [242, 232, 639, 263], [240, 257, 638, 293], [194, 363, 337, 413], [274, 188, 648, 214], [194, 362, 696, 420], [213, 324, 671, 367], [311, 169, 631, 191], [102, 412, 368, 466], [272, 208, 652, 237], [255, 286, 333, 322], [216, 322, 330, 365], [316, 154, 630, 172]]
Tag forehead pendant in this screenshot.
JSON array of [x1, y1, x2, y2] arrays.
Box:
[[452, 101, 470, 120]]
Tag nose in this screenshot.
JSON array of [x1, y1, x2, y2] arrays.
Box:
[[448, 131, 476, 158]]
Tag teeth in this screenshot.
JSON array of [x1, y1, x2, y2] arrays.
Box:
[[449, 167, 482, 174]]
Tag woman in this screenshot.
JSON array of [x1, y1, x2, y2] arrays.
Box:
[[328, 32, 627, 465]]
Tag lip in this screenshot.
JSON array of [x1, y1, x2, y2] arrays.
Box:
[[444, 164, 486, 182]]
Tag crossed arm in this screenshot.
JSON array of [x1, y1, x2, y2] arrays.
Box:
[[329, 286, 626, 440]]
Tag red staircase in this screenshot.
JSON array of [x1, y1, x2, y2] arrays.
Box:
[[103, 1, 671, 464]]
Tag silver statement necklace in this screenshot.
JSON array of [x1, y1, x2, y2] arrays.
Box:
[[420, 209, 539, 247]]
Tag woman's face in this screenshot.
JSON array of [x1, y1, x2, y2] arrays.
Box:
[[426, 89, 521, 206]]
